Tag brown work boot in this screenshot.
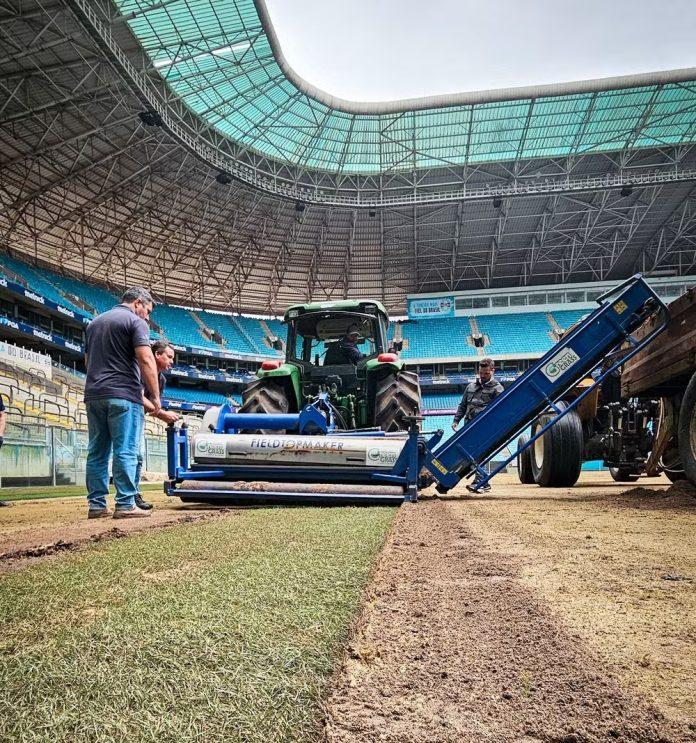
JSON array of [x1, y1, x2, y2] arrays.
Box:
[[113, 505, 152, 519], [87, 508, 112, 519]]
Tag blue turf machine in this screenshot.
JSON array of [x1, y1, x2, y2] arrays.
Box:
[[166, 275, 669, 505]]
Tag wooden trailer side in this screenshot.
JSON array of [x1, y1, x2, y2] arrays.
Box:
[[621, 287, 696, 398]]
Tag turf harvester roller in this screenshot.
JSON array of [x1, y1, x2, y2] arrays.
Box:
[[166, 275, 669, 505]]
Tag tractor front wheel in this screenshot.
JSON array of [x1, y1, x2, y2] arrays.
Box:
[[375, 370, 421, 432], [238, 378, 290, 433]]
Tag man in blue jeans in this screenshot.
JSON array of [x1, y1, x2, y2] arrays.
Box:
[[84, 287, 161, 519]]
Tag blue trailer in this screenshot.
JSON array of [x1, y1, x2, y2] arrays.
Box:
[[166, 275, 669, 505]]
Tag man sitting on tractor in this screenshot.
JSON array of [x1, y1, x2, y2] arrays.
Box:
[[325, 324, 366, 366]]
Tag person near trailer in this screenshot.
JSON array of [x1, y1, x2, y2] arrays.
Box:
[[84, 287, 161, 519], [451, 357, 504, 492], [0, 397, 8, 507], [134, 340, 179, 509]]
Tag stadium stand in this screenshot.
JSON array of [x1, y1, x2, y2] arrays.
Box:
[[152, 305, 221, 350], [422, 393, 461, 411], [400, 318, 479, 360], [0, 255, 84, 314], [235, 316, 274, 354], [197, 311, 256, 354], [164, 387, 232, 405], [50, 275, 119, 316], [552, 309, 590, 331], [475, 312, 554, 356]]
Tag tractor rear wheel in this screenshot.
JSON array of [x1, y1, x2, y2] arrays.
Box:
[[677, 371, 696, 486], [517, 435, 535, 484], [238, 378, 290, 433], [530, 402, 584, 487], [375, 370, 421, 432]]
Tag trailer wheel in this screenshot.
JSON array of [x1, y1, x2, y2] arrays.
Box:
[[677, 371, 696, 486], [375, 370, 421, 432], [238, 378, 290, 433], [517, 435, 535, 484], [530, 402, 584, 487], [609, 467, 640, 483]]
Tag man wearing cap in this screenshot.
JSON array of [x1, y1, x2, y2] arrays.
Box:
[[452, 357, 504, 491], [325, 324, 365, 366]]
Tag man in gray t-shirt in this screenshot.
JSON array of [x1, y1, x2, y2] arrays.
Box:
[[84, 287, 161, 519]]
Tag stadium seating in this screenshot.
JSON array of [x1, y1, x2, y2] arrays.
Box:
[[50, 274, 119, 315], [422, 393, 461, 411], [0, 255, 84, 314], [264, 318, 285, 340], [400, 317, 479, 359], [152, 305, 221, 349], [198, 311, 257, 354], [552, 309, 589, 330], [475, 312, 554, 355], [164, 386, 232, 405], [0, 254, 595, 363]]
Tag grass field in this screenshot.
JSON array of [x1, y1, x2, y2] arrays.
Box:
[[0, 505, 395, 742], [0, 482, 162, 502]]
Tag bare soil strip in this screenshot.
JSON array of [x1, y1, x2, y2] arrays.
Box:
[[456, 475, 696, 728], [325, 493, 694, 742]]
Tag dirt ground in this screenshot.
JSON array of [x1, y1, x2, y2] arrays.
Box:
[[325, 472, 696, 742], [0, 489, 233, 571], [1, 473, 694, 741]]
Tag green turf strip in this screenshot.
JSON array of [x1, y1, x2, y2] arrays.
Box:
[[0, 483, 162, 501], [0, 506, 395, 742]]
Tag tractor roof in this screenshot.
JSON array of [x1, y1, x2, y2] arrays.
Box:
[[283, 299, 388, 321]]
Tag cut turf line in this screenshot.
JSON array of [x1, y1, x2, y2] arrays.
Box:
[[0, 483, 162, 502], [0, 505, 395, 742]]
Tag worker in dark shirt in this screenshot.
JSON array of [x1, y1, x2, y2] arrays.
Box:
[[452, 357, 504, 492], [135, 340, 179, 509], [325, 324, 365, 365], [0, 396, 8, 507], [84, 287, 160, 519]]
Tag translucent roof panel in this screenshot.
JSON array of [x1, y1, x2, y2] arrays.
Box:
[[115, 0, 696, 175]]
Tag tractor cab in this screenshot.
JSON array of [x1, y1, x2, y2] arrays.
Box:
[[284, 302, 390, 396], [285, 301, 389, 367]]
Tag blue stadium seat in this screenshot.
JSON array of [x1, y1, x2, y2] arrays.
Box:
[[198, 311, 256, 354], [0, 255, 84, 314], [164, 386, 233, 405], [475, 312, 554, 355], [552, 309, 589, 330], [400, 317, 479, 359], [153, 305, 221, 350], [421, 392, 461, 410]]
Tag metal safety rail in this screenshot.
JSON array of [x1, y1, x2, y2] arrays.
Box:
[[422, 274, 669, 493], [165, 275, 669, 504]]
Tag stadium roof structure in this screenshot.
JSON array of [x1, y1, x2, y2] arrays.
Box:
[[1, 0, 696, 313]]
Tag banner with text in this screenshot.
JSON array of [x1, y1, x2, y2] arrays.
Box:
[[407, 296, 454, 319], [0, 339, 53, 379]]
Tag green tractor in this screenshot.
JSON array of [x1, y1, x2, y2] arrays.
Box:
[[239, 300, 421, 432]]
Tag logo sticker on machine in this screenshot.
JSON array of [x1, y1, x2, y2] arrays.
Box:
[[366, 447, 398, 466], [194, 437, 227, 458], [541, 347, 581, 382]]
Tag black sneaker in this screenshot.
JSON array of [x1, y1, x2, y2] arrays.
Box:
[[0, 500, 12, 507], [134, 493, 153, 511]]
